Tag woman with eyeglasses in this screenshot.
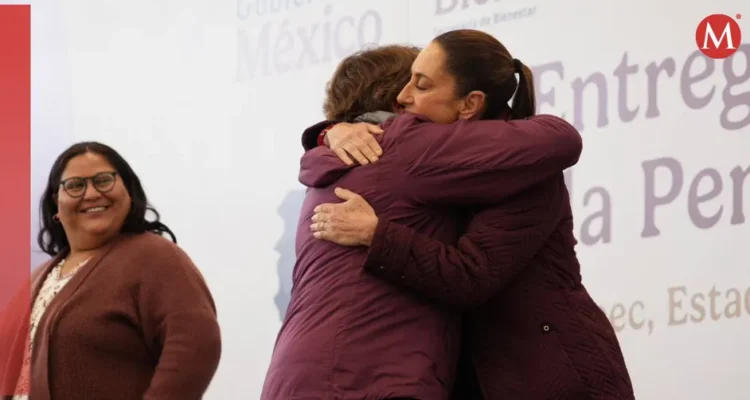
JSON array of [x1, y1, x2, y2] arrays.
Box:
[[0, 142, 221, 400]]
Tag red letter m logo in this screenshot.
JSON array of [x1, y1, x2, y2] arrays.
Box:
[[696, 14, 742, 59]]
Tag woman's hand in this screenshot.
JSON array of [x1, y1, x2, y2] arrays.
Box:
[[310, 188, 378, 247], [325, 123, 384, 166]]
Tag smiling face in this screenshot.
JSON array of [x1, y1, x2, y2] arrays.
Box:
[[56, 152, 131, 248]]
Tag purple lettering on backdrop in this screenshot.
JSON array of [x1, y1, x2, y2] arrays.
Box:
[[237, 6, 749, 247], [534, 61, 565, 118], [644, 57, 675, 118], [236, 6, 383, 80], [534, 45, 748, 242], [729, 166, 750, 225], [681, 50, 715, 109], [721, 47, 750, 130], [642, 158, 683, 238], [238, 2, 750, 134], [641, 158, 749, 238], [571, 71, 609, 131], [532, 45, 748, 241], [579, 187, 612, 245], [532, 44, 750, 132], [614, 52, 639, 122], [563, 168, 612, 245], [688, 169, 724, 229]]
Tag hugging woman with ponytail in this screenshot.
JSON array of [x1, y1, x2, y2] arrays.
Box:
[[306, 30, 635, 399]]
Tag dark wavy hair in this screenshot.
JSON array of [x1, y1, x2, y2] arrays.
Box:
[[323, 44, 420, 122], [37, 141, 176, 256]]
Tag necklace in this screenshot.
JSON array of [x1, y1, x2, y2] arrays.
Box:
[[57, 257, 92, 280]]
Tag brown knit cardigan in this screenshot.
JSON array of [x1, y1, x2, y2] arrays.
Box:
[[0, 232, 221, 399]]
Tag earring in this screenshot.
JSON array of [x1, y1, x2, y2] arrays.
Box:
[[53, 214, 60, 223]]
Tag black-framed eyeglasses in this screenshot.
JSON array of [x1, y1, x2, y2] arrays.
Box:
[[59, 172, 118, 198]]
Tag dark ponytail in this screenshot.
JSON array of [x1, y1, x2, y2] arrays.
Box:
[[433, 29, 536, 121], [510, 61, 536, 120]]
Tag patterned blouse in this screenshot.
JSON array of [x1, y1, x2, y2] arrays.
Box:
[[12, 258, 89, 400]]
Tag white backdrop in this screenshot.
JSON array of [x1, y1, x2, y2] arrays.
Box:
[[22, 0, 749, 398]]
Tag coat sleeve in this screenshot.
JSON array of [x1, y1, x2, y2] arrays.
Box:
[[392, 114, 582, 206], [138, 246, 222, 400], [301, 120, 335, 151], [363, 176, 566, 308]]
